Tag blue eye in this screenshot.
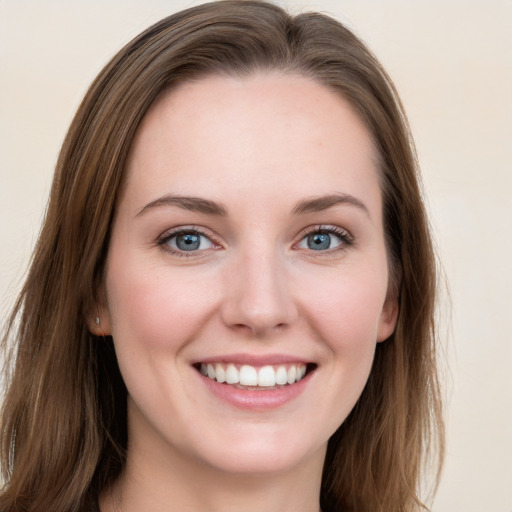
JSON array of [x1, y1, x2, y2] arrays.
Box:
[[296, 227, 350, 251], [307, 232, 333, 250], [175, 233, 201, 251], [161, 230, 215, 253]]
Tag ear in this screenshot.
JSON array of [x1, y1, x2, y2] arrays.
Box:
[[377, 296, 399, 343], [87, 305, 112, 336]]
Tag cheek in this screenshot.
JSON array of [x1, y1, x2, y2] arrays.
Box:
[[296, 263, 388, 355], [289, 264, 389, 433], [105, 261, 218, 355]]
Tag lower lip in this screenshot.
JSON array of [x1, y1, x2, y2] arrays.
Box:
[[198, 371, 313, 410]]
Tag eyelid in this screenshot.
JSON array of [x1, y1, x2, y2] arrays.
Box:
[[155, 224, 353, 257], [157, 226, 222, 257], [293, 224, 354, 252]]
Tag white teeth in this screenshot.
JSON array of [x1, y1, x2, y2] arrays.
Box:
[[258, 365, 276, 387], [239, 365, 258, 386], [199, 362, 308, 387], [225, 364, 239, 384], [287, 366, 296, 385], [275, 366, 288, 385], [215, 363, 226, 383]]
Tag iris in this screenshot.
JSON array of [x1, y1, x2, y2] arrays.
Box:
[[307, 232, 331, 250], [176, 233, 201, 251]]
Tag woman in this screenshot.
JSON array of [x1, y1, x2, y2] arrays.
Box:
[[0, 1, 444, 511]]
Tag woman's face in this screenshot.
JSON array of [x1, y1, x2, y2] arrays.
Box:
[[98, 72, 397, 477]]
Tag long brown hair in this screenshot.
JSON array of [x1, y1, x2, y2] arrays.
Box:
[[0, 2, 444, 510]]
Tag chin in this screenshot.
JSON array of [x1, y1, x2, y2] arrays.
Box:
[[184, 423, 328, 477]]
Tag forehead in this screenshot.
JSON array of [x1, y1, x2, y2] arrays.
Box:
[[123, 72, 381, 215]]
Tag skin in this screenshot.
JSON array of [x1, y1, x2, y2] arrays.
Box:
[[93, 72, 398, 512]]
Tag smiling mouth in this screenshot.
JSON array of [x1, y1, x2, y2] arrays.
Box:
[[194, 362, 316, 388]]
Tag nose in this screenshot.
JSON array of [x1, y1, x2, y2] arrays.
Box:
[[220, 247, 298, 337]]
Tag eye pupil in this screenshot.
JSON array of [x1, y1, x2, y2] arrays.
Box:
[[308, 233, 331, 250], [176, 233, 201, 251]]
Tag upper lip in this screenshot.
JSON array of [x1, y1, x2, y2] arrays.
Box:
[[192, 353, 312, 366]]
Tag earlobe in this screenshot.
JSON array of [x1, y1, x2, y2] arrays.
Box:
[[377, 297, 399, 343], [87, 308, 112, 336]]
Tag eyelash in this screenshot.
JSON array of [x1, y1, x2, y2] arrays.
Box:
[[294, 225, 354, 253], [157, 226, 220, 258], [157, 225, 354, 257]]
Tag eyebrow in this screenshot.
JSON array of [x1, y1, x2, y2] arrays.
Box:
[[136, 194, 227, 217], [136, 192, 368, 218], [292, 193, 369, 216]]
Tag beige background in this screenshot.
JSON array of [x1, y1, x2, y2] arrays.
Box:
[[1, 1, 511, 510]]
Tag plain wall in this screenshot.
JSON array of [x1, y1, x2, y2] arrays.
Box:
[[1, 1, 511, 510]]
